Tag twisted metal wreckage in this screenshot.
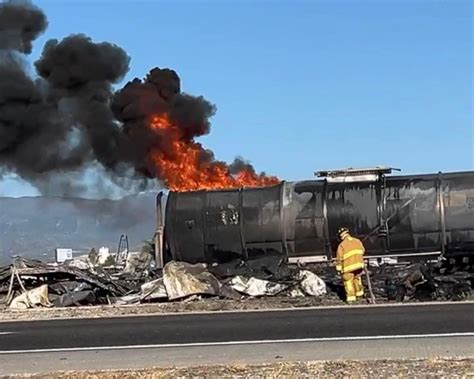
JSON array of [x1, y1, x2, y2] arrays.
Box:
[[1, 168, 473, 309]]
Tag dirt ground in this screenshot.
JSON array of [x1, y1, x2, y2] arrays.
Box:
[[2, 292, 473, 321], [4, 358, 473, 378], [0, 292, 391, 321]]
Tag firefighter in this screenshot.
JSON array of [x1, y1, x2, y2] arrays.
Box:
[[335, 227, 365, 303]]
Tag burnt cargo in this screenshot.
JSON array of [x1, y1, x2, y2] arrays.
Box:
[[160, 171, 474, 265]]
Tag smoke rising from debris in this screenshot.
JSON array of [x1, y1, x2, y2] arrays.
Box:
[[0, 0, 274, 198]]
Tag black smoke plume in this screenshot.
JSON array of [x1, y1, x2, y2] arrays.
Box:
[[0, 1, 135, 196], [111, 68, 216, 178], [0, 0, 46, 53], [0, 0, 265, 198]]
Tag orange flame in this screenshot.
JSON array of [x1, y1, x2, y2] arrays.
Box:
[[148, 115, 280, 192]]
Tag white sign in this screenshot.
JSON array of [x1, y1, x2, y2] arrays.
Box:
[[55, 248, 73, 263]]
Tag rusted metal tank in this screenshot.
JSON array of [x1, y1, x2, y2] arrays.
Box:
[[157, 170, 474, 266]]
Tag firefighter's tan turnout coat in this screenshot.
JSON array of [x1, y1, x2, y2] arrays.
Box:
[[335, 235, 365, 302]]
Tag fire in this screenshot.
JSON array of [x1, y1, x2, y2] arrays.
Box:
[[148, 115, 280, 192]]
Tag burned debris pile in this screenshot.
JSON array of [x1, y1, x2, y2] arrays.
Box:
[[1, 255, 149, 308], [0, 253, 472, 310], [372, 262, 473, 302]]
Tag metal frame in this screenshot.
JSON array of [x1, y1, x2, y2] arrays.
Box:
[[315, 166, 401, 178], [279, 182, 289, 258], [437, 171, 447, 255], [238, 188, 248, 261], [155, 192, 165, 268]]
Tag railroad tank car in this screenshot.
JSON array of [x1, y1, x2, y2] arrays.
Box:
[[156, 170, 474, 266]]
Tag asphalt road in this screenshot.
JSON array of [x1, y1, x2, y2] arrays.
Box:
[[0, 303, 473, 352], [1, 337, 473, 375]]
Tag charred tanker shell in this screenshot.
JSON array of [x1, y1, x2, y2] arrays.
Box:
[[158, 171, 474, 266], [164, 184, 287, 264]]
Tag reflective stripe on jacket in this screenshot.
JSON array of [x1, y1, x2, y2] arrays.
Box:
[[335, 236, 365, 273]]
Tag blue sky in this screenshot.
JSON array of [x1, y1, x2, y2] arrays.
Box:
[[1, 0, 472, 196]]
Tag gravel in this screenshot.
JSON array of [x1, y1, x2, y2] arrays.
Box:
[[5, 358, 473, 378], [0, 295, 380, 321]]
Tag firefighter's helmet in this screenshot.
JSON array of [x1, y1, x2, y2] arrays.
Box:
[[338, 227, 350, 240]]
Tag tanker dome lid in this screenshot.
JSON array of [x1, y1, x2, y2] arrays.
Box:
[[315, 166, 401, 182]]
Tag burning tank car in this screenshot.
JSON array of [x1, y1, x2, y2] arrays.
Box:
[[155, 168, 474, 270]]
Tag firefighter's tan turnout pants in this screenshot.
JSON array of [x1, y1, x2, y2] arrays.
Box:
[[342, 269, 364, 302]]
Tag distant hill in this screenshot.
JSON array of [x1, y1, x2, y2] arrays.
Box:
[[0, 193, 158, 264]]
